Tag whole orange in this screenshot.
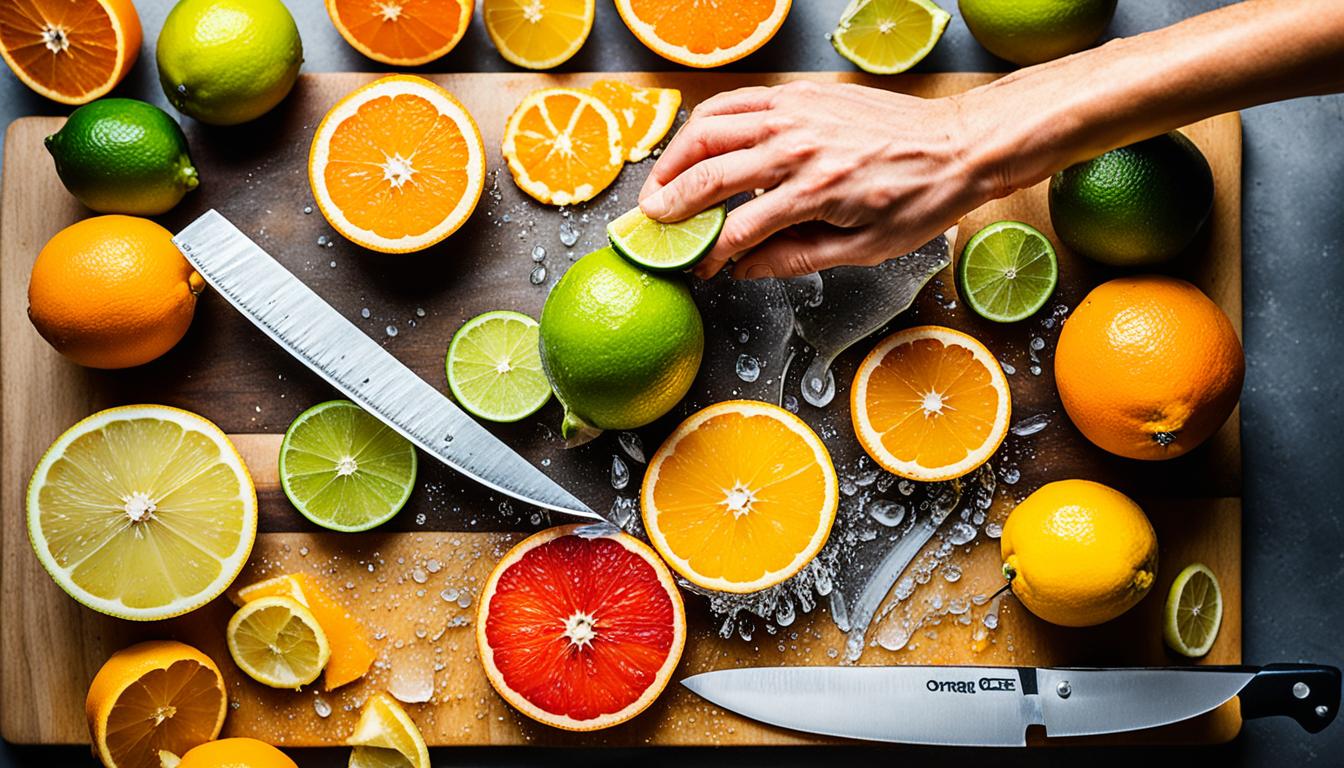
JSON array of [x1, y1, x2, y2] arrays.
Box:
[[28, 215, 203, 369], [1054, 275, 1243, 460], [174, 738, 297, 768]]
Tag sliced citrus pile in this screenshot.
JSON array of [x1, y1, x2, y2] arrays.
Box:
[[347, 693, 430, 768], [477, 525, 686, 730], [27, 405, 257, 620], [326, 0, 473, 65], [85, 640, 226, 768], [236, 573, 378, 690], [483, 0, 595, 69], [614, 0, 792, 68], [851, 325, 1011, 481], [503, 87, 625, 206], [0, 0, 141, 104], [641, 401, 837, 593], [588, 79, 681, 162], [310, 74, 486, 253], [226, 595, 331, 690]]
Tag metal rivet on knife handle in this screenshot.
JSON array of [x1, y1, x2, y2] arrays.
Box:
[[1056, 681, 1072, 699]]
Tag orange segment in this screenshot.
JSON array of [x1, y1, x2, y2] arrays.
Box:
[[326, 0, 472, 66], [309, 74, 486, 253], [851, 325, 1011, 482], [483, 0, 595, 70], [614, 0, 791, 68], [0, 0, 140, 104], [588, 80, 681, 162], [641, 400, 837, 593], [235, 573, 379, 690], [502, 87, 624, 206]]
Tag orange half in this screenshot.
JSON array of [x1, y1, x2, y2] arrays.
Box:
[[326, 0, 473, 66], [588, 79, 681, 162], [851, 325, 1011, 482], [641, 400, 838, 593], [0, 0, 141, 104], [613, 0, 791, 68], [309, 75, 486, 253], [502, 87, 624, 206], [483, 0, 595, 70]]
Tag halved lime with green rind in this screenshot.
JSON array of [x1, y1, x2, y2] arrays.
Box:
[[1164, 562, 1223, 658], [957, 220, 1059, 323], [831, 0, 952, 75], [279, 400, 417, 532], [446, 310, 552, 423], [607, 204, 726, 271]]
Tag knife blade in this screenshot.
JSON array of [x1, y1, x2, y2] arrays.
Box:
[[682, 663, 1339, 745], [173, 209, 602, 522]]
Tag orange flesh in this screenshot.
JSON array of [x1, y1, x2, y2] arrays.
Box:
[[104, 660, 224, 766], [329, 0, 467, 62], [0, 0, 134, 101], [626, 0, 778, 54], [509, 91, 622, 199], [483, 535, 678, 722], [324, 92, 475, 240]]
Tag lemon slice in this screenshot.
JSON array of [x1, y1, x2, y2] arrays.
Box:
[[26, 405, 257, 621], [1164, 563, 1223, 657], [483, 0, 596, 70], [347, 693, 430, 768], [831, 0, 952, 75], [227, 595, 331, 689]]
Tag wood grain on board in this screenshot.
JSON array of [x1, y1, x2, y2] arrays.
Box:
[[2, 72, 1242, 747]]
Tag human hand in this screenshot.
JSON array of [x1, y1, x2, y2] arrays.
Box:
[[638, 80, 1000, 280]]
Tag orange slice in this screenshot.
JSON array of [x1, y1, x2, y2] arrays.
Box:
[[502, 87, 624, 206], [235, 573, 379, 690], [851, 325, 1011, 482], [641, 400, 838, 593], [483, 0, 595, 70], [614, 0, 791, 68], [0, 0, 140, 104], [326, 0, 473, 66], [85, 640, 226, 768], [588, 80, 681, 162], [309, 74, 486, 253]]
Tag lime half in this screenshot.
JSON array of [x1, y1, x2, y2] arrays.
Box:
[[279, 400, 417, 532], [446, 311, 552, 422], [831, 0, 951, 75], [608, 204, 726, 271], [957, 220, 1059, 322], [1164, 563, 1223, 657]]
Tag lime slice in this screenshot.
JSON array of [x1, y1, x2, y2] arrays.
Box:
[[956, 220, 1059, 322], [607, 204, 726, 271], [1164, 562, 1223, 657], [446, 310, 552, 422], [279, 400, 417, 532], [226, 595, 331, 689], [831, 0, 952, 75]]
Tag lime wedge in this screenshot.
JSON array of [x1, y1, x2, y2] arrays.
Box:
[[446, 310, 552, 422], [831, 0, 951, 75], [1164, 562, 1223, 657], [279, 400, 417, 532], [607, 204, 726, 271], [957, 220, 1059, 323]]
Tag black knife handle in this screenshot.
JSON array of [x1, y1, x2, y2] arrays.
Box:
[[1239, 664, 1340, 732]]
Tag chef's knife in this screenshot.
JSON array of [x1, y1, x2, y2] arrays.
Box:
[[683, 663, 1339, 745], [173, 210, 602, 522]]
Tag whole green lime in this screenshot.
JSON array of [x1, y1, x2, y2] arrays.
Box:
[[959, 0, 1115, 65], [45, 99, 199, 215], [1049, 131, 1214, 267], [539, 247, 704, 438], [156, 0, 303, 126]]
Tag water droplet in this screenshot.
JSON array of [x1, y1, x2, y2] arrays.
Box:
[[531, 245, 546, 262], [801, 368, 836, 407], [618, 432, 645, 463], [985, 522, 1003, 539], [1000, 359, 1016, 375], [426, 559, 441, 574], [456, 593, 472, 609], [775, 598, 796, 627], [415, 307, 426, 318], [303, 205, 313, 215], [388, 660, 434, 704], [314, 697, 331, 718], [894, 577, 916, 601], [440, 587, 460, 602], [943, 564, 962, 583], [1000, 467, 1021, 485], [412, 567, 428, 584], [298, 546, 309, 557], [898, 480, 916, 496], [1010, 413, 1050, 437], [867, 499, 906, 527], [609, 496, 637, 527], [529, 265, 547, 284], [317, 235, 329, 247], [386, 325, 398, 337], [1029, 364, 1042, 376], [948, 521, 976, 546], [610, 455, 630, 490], [360, 307, 371, 319], [1029, 336, 1046, 351], [559, 220, 580, 247], [735, 354, 761, 382]]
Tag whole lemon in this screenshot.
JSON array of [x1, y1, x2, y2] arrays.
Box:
[[28, 216, 204, 369], [1001, 479, 1157, 627], [156, 0, 303, 126]]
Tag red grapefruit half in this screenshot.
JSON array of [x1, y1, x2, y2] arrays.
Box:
[[476, 524, 686, 731]]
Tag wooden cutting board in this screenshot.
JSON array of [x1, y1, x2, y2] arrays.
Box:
[[1, 72, 1242, 748]]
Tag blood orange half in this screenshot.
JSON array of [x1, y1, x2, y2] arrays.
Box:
[[476, 524, 686, 731]]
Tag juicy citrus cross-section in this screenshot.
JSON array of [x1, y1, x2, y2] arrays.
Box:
[[503, 87, 625, 205], [614, 0, 792, 68], [0, 0, 141, 104], [483, 0, 596, 69], [326, 0, 474, 66]]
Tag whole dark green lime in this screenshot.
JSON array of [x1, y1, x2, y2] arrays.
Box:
[[45, 98, 199, 216], [1048, 131, 1214, 267]]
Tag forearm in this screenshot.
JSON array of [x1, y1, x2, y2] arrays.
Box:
[[958, 0, 1344, 197]]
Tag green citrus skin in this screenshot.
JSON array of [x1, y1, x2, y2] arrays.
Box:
[[959, 0, 1116, 66], [45, 99, 199, 216], [156, 0, 303, 126], [539, 247, 704, 437], [1049, 131, 1214, 267]]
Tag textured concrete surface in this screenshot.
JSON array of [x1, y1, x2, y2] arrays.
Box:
[[3, 1, 1341, 765]]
